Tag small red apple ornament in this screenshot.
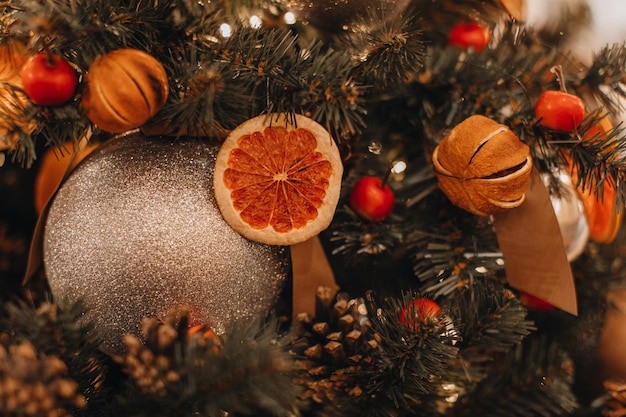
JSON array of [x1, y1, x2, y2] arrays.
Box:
[[399, 298, 441, 331], [21, 52, 77, 106], [535, 91, 585, 132], [519, 292, 555, 312], [448, 22, 490, 52], [535, 66, 585, 132], [349, 176, 395, 222]]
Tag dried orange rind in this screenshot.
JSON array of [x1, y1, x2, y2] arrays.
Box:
[[433, 115, 532, 216], [213, 113, 343, 246]]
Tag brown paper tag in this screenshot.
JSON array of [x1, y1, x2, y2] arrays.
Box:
[[290, 236, 339, 318], [498, 0, 526, 21], [493, 168, 578, 315]]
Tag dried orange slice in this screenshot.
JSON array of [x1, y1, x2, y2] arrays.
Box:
[[213, 113, 343, 245]]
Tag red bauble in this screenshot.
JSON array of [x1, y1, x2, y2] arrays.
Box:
[[448, 22, 490, 52], [21, 53, 77, 106], [399, 298, 441, 331], [349, 176, 395, 222], [519, 292, 555, 311], [535, 90, 585, 132]]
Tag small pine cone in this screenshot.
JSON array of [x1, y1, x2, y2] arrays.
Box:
[[0, 341, 86, 417], [116, 308, 220, 396], [603, 380, 626, 417], [117, 332, 180, 397], [291, 287, 379, 405]]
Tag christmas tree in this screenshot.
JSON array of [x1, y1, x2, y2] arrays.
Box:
[[2, 0, 626, 416]]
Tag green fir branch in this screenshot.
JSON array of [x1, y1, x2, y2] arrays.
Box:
[[406, 204, 503, 292], [582, 43, 626, 115], [452, 334, 579, 417], [355, 291, 460, 417], [348, 5, 426, 91], [0, 300, 109, 413], [113, 316, 297, 417], [451, 279, 535, 353]]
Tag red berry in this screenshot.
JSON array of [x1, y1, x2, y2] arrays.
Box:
[[448, 22, 490, 52], [519, 292, 554, 311], [399, 298, 441, 331], [349, 176, 395, 222], [535, 90, 585, 132], [21, 53, 77, 106]]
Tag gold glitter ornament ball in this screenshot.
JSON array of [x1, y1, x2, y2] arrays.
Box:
[[43, 133, 290, 355]]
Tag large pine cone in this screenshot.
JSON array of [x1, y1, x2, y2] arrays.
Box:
[[291, 286, 380, 406]]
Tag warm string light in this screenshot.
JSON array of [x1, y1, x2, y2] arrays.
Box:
[[391, 160, 406, 175], [219, 23, 232, 38], [217, 9, 297, 38], [249, 15, 262, 29], [284, 11, 296, 25]]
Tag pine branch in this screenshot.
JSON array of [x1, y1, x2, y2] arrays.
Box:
[[452, 279, 535, 353], [355, 292, 460, 416], [113, 312, 297, 417], [406, 204, 503, 294], [0, 301, 109, 413], [347, 4, 426, 91], [581, 43, 626, 115], [329, 205, 403, 262], [453, 334, 579, 417]]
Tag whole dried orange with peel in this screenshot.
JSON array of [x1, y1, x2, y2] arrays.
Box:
[[214, 113, 343, 246], [433, 115, 532, 216], [81, 48, 168, 133]]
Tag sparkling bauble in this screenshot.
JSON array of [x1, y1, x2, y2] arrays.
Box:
[[44, 133, 289, 355], [291, 0, 410, 34]]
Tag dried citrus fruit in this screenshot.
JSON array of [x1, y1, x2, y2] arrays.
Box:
[[213, 113, 343, 245], [433, 115, 532, 216]]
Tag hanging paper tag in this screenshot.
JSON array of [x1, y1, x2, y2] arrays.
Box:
[[498, 0, 526, 21], [493, 168, 578, 315], [290, 236, 339, 318]]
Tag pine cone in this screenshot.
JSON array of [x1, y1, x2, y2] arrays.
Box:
[[0, 340, 86, 417], [115, 308, 219, 396], [603, 380, 626, 417], [291, 286, 380, 405]]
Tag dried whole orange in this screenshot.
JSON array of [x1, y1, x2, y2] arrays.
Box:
[[0, 86, 36, 151], [81, 48, 168, 133], [432, 115, 532, 216], [213, 113, 343, 245], [0, 40, 29, 81], [0, 41, 35, 151]]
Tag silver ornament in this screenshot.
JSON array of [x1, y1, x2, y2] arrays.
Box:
[[541, 170, 589, 261], [44, 133, 289, 355]]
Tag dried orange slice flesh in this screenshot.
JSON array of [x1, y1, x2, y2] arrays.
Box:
[[213, 113, 343, 245]]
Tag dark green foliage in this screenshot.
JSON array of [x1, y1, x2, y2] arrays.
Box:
[[105, 316, 298, 417], [0, 300, 109, 414], [453, 334, 579, 417], [1, 0, 626, 416]]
